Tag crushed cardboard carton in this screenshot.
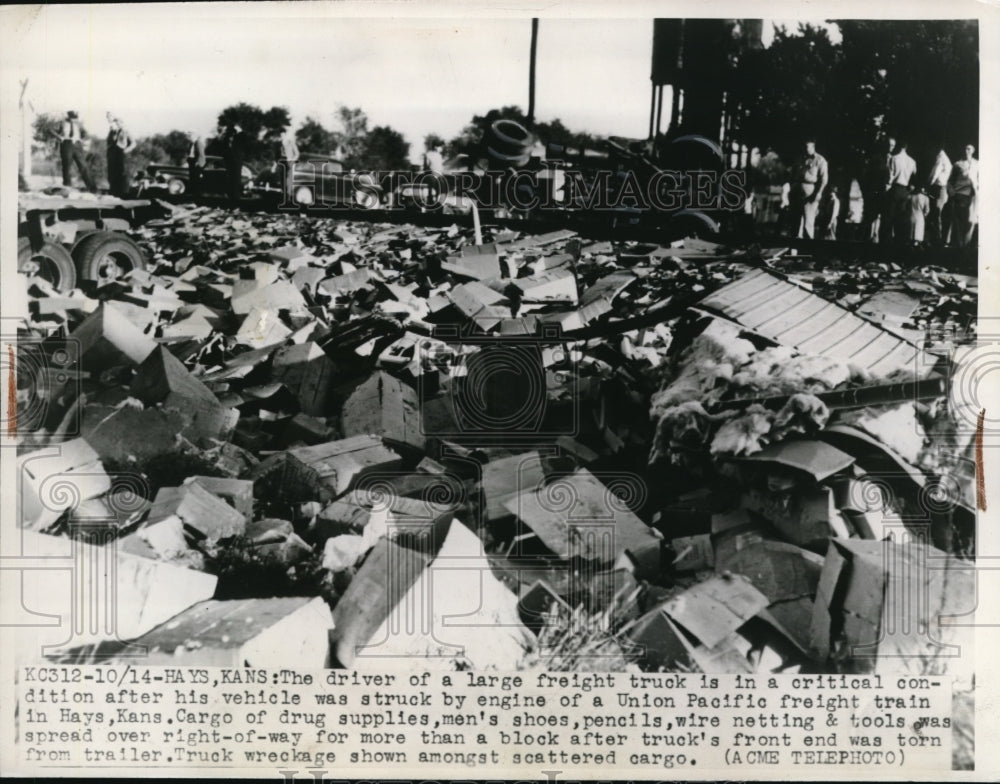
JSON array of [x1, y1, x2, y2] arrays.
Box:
[[110, 596, 332, 667]]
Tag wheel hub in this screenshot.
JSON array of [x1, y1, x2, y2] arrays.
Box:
[[96, 253, 126, 283]]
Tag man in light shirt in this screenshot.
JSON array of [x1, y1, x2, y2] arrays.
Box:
[[187, 132, 207, 197], [886, 139, 916, 242], [793, 139, 828, 240], [277, 128, 300, 198], [948, 143, 979, 248], [927, 143, 952, 245], [423, 142, 444, 175]]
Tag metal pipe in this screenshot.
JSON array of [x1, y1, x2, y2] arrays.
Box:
[[648, 83, 658, 140], [655, 85, 665, 136], [528, 19, 539, 126]]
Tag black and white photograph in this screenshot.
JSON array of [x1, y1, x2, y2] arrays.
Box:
[[0, 2, 996, 779]]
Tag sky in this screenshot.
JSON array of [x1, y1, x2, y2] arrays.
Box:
[[3, 5, 837, 162]]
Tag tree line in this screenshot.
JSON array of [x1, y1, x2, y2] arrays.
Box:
[[31, 102, 414, 180], [733, 20, 978, 186], [30, 20, 978, 190], [31, 99, 608, 186]]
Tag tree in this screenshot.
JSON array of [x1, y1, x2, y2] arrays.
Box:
[[155, 130, 192, 165], [213, 102, 291, 168], [729, 20, 979, 191], [446, 106, 600, 160], [534, 118, 601, 150], [732, 23, 842, 163], [296, 116, 338, 155], [33, 112, 65, 149], [131, 130, 191, 168], [130, 137, 169, 176], [423, 133, 446, 152], [362, 125, 411, 170], [262, 107, 292, 139], [32, 112, 63, 171], [835, 20, 978, 172], [446, 105, 526, 159]]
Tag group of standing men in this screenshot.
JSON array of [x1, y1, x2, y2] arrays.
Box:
[[788, 134, 979, 247], [183, 122, 246, 202], [187, 122, 299, 204], [56, 109, 135, 198], [862, 135, 979, 248], [56, 110, 292, 205]]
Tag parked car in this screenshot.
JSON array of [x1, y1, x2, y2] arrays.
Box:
[[138, 155, 254, 198], [253, 153, 385, 209]]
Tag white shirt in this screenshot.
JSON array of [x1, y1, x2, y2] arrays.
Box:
[[424, 150, 444, 174], [888, 151, 917, 187], [62, 119, 83, 142], [929, 150, 952, 188]]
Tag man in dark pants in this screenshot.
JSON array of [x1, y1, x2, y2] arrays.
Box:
[[58, 110, 96, 191], [948, 143, 979, 248], [886, 139, 917, 243], [792, 139, 828, 240], [927, 142, 952, 246], [220, 123, 246, 205], [863, 134, 894, 243], [105, 113, 135, 198], [187, 131, 207, 197]]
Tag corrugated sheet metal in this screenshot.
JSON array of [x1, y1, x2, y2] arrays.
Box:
[[698, 269, 932, 377]]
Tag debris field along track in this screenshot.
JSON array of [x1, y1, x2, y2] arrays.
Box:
[[12, 192, 978, 707]]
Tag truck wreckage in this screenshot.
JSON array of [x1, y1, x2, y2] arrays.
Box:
[[10, 173, 978, 760]]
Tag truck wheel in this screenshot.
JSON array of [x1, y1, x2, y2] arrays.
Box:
[[18, 237, 77, 292], [72, 231, 147, 285], [488, 119, 534, 155], [486, 145, 531, 167], [353, 188, 381, 210], [70, 229, 103, 256]]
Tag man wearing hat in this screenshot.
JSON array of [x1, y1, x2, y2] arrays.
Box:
[[58, 110, 96, 191], [219, 122, 246, 204]]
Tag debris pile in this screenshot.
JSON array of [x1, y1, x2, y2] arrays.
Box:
[[14, 193, 977, 689]]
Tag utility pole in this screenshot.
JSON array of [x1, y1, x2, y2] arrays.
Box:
[[19, 78, 32, 184], [527, 18, 539, 126]]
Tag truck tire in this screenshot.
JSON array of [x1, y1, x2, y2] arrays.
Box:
[[18, 236, 77, 292], [486, 145, 532, 167], [72, 231, 147, 285], [70, 229, 103, 255], [487, 119, 534, 155]]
